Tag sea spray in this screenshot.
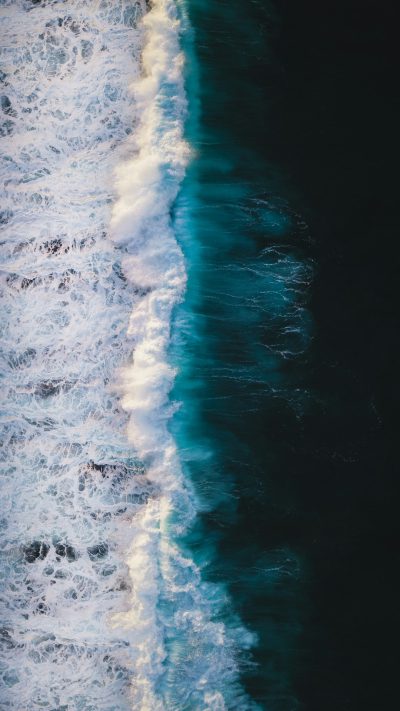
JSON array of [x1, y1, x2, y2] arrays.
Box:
[[110, 1, 259, 709], [109, 2, 190, 706]]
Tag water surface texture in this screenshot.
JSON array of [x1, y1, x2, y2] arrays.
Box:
[[1, 1, 397, 710]]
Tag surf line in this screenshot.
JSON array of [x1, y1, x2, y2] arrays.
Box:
[[109, 1, 192, 706]]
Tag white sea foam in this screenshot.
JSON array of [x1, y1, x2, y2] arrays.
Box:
[[1, 2, 150, 708], [1, 1, 257, 709]]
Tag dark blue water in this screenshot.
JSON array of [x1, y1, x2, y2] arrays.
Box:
[[172, 0, 399, 709]]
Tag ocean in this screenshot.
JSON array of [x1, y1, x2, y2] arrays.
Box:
[[1, 1, 398, 709]]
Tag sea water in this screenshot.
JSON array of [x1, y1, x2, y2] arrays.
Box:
[[170, 2, 313, 709]]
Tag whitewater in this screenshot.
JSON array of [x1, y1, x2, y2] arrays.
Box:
[[0, 1, 256, 709]]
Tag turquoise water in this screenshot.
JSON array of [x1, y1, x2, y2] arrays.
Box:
[[169, 1, 313, 707]]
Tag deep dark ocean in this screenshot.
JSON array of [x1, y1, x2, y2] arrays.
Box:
[[173, 0, 399, 708]]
